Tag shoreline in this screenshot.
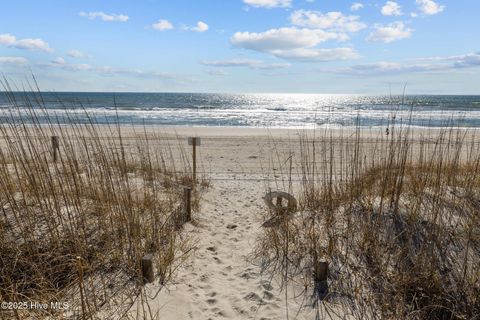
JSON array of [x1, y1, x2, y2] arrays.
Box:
[[2, 125, 479, 147], [5, 123, 478, 136]]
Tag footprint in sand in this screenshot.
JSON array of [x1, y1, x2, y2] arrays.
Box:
[[238, 268, 259, 280], [260, 281, 273, 291], [263, 291, 274, 300], [244, 292, 265, 305], [232, 305, 247, 316]]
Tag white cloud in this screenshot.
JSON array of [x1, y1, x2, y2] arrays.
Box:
[[191, 21, 209, 32], [69, 64, 93, 71], [200, 59, 262, 67], [0, 33, 53, 53], [45, 60, 92, 71], [415, 52, 480, 68], [243, 0, 292, 8], [256, 62, 291, 70], [68, 49, 88, 58], [381, 1, 402, 16], [0, 56, 28, 65], [0, 34, 16, 45], [97, 66, 172, 79], [350, 2, 364, 11], [152, 19, 174, 31], [410, 12, 419, 18], [290, 10, 367, 33], [269, 47, 360, 61], [231, 27, 341, 52], [51, 57, 65, 65], [207, 69, 229, 76], [330, 53, 480, 76], [449, 54, 480, 68], [200, 59, 290, 69], [231, 27, 360, 62], [79, 11, 129, 22], [42, 60, 177, 79], [416, 0, 445, 15], [332, 61, 447, 75], [367, 22, 413, 43]]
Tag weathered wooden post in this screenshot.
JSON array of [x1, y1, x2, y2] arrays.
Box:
[[184, 186, 192, 222], [141, 254, 154, 284], [76, 256, 86, 319], [313, 258, 329, 299], [51, 136, 59, 163], [188, 137, 201, 184], [313, 260, 329, 282]]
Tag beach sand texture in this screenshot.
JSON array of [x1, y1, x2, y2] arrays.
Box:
[[1, 125, 477, 319], [119, 126, 478, 320]]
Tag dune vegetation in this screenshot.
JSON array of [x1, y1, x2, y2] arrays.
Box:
[[257, 122, 480, 319], [0, 87, 198, 319]]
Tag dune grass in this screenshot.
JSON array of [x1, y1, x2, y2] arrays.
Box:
[[0, 87, 197, 318], [257, 123, 480, 319]]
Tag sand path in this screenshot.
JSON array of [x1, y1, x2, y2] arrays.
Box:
[[123, 130, 336, 319], [142, 175, 313, 320], [153, 178, 279, 319]]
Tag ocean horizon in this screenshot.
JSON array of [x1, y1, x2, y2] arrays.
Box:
[[1, 92, 480, 129]]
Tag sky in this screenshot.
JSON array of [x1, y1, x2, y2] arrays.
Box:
[[0, 0, 479, 94]]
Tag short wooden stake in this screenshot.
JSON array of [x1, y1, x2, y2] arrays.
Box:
[[76, 256, 86, 319], [188, 137, 201, 185], [51, 136, 59, 163], [141, 254, 154, 284], [184, 186, 192, 222], [313, 260, 329, 282]]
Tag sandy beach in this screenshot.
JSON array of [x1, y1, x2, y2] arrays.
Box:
[[110, 125, 477, 320], [120, 126, 342, 320], [1, 123, 478, 319]]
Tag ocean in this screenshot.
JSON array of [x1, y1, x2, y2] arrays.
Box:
[[1, 92, 479, 128]]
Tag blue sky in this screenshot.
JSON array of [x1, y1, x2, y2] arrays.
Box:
[[0, 0, 478, 94]]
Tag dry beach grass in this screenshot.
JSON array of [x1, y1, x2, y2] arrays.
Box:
[[0, 87, 479, 319], [257, 124, 480, 319], [0, 87, 199, 319]]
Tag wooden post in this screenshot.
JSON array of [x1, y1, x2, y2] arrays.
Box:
[[76, 256, 86, 319], [288, 152, 293, 193], [141, 254, 154, 284], [51, 136, 59, 163], [313, 260, 329, 282], [188, 137, 200, 185], [192, 137, 197, 184], [184, 186, 192, 222]]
